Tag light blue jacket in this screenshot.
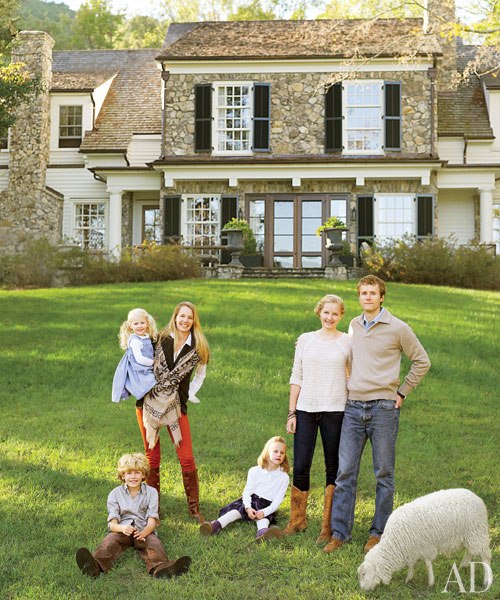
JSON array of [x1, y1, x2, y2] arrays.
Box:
[[112, 334, 156, 402]]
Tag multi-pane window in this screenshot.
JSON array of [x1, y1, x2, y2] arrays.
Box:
[[143, 206, 162, 243], [375, 195, 415, 240], [345, 81, 383, 153], [214, 83, 252, 154], [248, 199, 265, 253], [184, 195, 220, 246], [494, 205, 500, 254], [74, 203, 106, 249], [59, 106, 83, 148]]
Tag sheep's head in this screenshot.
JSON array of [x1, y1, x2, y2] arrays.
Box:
[[358, 554, 392, 592]]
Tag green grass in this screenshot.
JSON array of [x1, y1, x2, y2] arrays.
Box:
[[0, 279, 498, 600]]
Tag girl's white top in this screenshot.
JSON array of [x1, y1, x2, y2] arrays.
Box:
[[290, 331, 352, 412], [242, 465, 290, 518]]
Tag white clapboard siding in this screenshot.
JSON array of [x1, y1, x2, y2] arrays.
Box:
[[437, 189, 475, 245]]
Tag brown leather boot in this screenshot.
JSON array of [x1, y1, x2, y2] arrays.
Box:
[[316, 484, 335, 544], [282, 485, 308, 535], [181, 469, 205, 523], [147, 467, 160, 494]]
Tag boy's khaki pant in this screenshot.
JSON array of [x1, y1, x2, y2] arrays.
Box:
[[92, 532, 171, 575]]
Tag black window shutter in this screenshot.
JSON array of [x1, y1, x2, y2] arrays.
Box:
[[417, 195, 433, 238], [220, 196, 239, 263], [357, 196, 374, 246], [384, 82, 401, 151], [253, 83, 270, 151], [325, 83, 342, 152], [195, 84, 212, 152], [163, 195, 181, 242]]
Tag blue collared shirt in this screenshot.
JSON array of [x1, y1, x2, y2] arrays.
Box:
[[363, 307, 386, 331]]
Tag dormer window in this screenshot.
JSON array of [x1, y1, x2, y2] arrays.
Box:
[[59, 105, 82, 148]]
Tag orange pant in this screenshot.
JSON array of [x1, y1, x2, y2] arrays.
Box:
[[135, 407, 196, 472]]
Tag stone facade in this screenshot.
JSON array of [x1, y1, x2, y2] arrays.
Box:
[[164, 70, 433, 157], [0, 31, 63, 253]]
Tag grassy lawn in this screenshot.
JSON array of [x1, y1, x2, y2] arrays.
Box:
[[0, 279, 498, 600]]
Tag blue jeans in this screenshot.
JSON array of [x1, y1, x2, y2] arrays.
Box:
[[330, 399, 400, 541], [293, 410, 344, 491]]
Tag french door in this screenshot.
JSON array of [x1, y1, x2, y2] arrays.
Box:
[[246, 194, 347, 268]]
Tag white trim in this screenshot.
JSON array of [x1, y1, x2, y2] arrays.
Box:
[[343, 80, 384, 155], [133, 199, 161, 245], [374, 193, 417, 240], [70, 199, 108, 250], [165, 58, 434, 75], [157, 162, 437, 186]]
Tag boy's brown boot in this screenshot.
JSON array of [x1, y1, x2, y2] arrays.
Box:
[[323, 536, 345, 553], [282, 486, 308, 535], [316, 484, 335, 544], [154, 556, 191, 578], [76, 547, 102, 578]]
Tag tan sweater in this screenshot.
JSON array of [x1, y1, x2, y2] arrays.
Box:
[[347, 310, 430, 401]]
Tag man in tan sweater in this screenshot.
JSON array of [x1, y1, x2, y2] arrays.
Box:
[[324, 275, 430, 554]]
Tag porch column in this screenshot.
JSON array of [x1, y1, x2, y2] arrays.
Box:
[[108, 190, 123, 255], [479, 188, 494, 244]]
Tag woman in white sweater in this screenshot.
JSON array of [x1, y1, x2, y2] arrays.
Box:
[[283, 294, 351, 543]]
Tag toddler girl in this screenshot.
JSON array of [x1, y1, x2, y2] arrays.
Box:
[[200, 436, 290, 542], [112, 308, 158, 403]]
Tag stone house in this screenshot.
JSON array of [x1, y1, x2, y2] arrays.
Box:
[[1, 0, 499, 271]]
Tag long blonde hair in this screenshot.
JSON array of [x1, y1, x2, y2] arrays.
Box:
[[119, 308, 158, 350], [161, 301, 210, 364], [257, 436, 290, 473]]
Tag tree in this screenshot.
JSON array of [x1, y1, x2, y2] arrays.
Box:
[[0, 0, 39, 133], [117, 15, 166, 48], [71, 0, 125, 49]]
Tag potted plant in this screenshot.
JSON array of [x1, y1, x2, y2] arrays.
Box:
[[222, 218, 263, 267], [316, 216, 349, 266]]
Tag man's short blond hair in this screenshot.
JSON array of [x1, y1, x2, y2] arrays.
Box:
[[116, 453, 150, 481]]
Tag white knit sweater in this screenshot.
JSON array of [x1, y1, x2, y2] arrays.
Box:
[[290, 331, 351, 412]]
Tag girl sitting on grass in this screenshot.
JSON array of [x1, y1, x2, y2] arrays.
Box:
[[200, 436, 290, 542]]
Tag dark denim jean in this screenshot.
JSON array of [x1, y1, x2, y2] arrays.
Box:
[[330, 399, 400, 541], [293, 410, 344, 491]]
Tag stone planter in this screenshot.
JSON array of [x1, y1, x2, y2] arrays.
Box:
[[221, 228, 244, 266], [323, 227, 348, 266]]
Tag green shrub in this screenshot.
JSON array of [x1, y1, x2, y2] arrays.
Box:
[[222, 218, 258, 254], [1, 240, 201, 288], [1, 238, 60, 288], [362, 236, 500, 290]]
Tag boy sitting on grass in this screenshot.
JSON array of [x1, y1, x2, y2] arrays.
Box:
[[76, 452, 191, 579]]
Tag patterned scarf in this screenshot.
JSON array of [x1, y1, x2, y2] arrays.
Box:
[[142, 341, 200, 449]]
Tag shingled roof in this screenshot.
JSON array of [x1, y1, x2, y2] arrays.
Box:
[[438, 44, 494, 139], [52, 49, 162, 152], [157, 19, 441, 61]]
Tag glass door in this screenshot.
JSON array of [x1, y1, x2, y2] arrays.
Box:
[[300, 200, 323, 268], [273, 199, 295, 268]]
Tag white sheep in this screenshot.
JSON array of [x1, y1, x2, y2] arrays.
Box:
[[357, 488, 492, 592]]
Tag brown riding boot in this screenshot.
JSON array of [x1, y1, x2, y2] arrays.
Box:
[[181, 469, 205, 523], [316, 484, 335, 544], [147, 467, 160, 494], [282, 486, 308, 535]]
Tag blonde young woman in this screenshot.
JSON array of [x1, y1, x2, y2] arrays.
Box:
[[137, 301, 210, 522], [284, 294, 351, 543]]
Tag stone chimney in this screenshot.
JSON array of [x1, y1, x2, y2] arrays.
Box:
[[0, 31, 63, 253], [423, 0, 458, 90]]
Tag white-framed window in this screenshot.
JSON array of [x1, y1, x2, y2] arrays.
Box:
[[494, 204, 500, 254], [344, 81, 384, 154], [213, 82, 253, 155], [73, 202, 106, 249], [374, 194, 416, 241], [59, 105, 83, 148], [182, 195, 221, 246]]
